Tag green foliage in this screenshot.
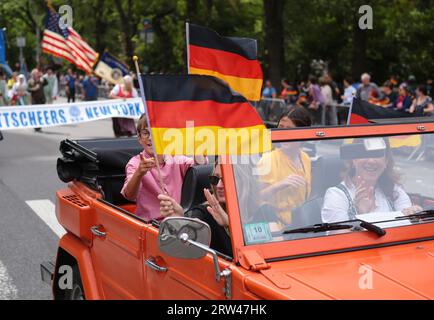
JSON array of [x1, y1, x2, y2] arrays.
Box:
[[0, 0, 432, 83]]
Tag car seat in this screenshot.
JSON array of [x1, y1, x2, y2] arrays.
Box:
[[292, 155, 344, 226], [180, 164, 214, 211]]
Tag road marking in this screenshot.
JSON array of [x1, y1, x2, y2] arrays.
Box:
[[25, 199, 66, 238], [0, 260, 18, 300]]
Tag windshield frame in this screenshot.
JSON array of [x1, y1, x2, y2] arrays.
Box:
[[223, 121, 434, 262]]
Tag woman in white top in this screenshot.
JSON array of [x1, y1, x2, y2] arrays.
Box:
[[321, 141, 421, 223]]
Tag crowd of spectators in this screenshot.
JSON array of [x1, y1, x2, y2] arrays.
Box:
[[261, 73, 434, 125]]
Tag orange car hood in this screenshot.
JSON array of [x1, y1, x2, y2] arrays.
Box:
[[244, 240, 434, 299]]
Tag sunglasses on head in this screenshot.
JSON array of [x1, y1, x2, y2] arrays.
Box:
[[209, 175, 221, 186]]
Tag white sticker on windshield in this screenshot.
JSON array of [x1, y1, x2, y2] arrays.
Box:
[[243, 222, 272, 245]]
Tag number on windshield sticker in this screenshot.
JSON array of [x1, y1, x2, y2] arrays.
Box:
[[243, 222, 273, 245]]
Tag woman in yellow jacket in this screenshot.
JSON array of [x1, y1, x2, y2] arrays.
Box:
[[258, 107, 312, 226]]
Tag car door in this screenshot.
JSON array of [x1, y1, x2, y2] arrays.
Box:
[[90, 200, 148, 299], [142, 225, 230, 300]]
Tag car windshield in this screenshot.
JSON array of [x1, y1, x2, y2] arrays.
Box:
[[231, 133, 434, 245]]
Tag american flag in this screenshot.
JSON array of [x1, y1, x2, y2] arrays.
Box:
[[41, 9, 97, 73]]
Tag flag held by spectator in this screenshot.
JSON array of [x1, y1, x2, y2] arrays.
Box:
[[94, 52, 129, 84], [187, 23, 263, 101], [42, 8, 97, 73], [349, 97, 415, 124], [141, 74, 271, 155]]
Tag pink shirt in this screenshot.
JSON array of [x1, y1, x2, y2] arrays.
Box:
[[121, 152, 195, 220]]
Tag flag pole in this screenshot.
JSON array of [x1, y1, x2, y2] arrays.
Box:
[[346, 95, 356, 125], [185, 22, 190, 73], [133, 55, 166, 194]]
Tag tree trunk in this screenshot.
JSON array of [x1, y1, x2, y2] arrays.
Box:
[[263, 0, 284, 90], [94, 0, 107, 54], [351, 2, 368, 80], [114, 0, 135, 67]]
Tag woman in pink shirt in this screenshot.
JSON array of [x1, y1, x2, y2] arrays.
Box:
[[121, 114, 205, 221]]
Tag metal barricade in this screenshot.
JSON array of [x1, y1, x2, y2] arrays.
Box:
[[253, 98, 289, 126]]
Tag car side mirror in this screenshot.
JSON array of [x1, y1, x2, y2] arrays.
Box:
[[158, 217, 211, 259]]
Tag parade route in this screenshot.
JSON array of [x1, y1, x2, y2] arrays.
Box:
[[0, 110, 116, 299]]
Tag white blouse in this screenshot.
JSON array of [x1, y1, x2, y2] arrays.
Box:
[[321, 181, 412, 223]]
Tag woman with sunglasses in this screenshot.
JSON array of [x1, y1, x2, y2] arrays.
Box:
[[158, 160, 232, 256], [158, 160, 277, 257]]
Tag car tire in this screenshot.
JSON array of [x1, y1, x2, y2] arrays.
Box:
[[64, 265, 85, 300]]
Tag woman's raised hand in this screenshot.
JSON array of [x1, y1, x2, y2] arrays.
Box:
[[354, 176, 376, 214], [204, 188, 229, 228]]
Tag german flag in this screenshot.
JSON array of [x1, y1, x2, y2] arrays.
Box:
[[187, 23, 263, 101], [349, 97, 415, 124], [141, 75, 271, 155]]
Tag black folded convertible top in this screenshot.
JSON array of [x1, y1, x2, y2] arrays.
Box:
[[57, 138, 142, 191]]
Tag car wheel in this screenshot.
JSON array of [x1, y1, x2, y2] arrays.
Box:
[[64, 265, 85, 300]]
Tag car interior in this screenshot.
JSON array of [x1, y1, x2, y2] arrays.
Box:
[[57, 138, 214, 219]]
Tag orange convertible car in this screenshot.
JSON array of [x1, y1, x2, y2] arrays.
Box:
[[42, 121, 434, 299]]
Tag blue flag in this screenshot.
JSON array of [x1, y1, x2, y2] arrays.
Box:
[[94, 52, 129, 84], [0, 29, 13, 76], [0, 29, 5, 65]]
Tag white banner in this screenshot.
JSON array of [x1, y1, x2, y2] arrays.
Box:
[[0, 98, 145, 130]]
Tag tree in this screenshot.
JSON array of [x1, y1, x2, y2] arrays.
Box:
[[263, 0, 284, 89]]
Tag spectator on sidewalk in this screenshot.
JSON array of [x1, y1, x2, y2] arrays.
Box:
[[0, 71, 9, 106], [82, 75, 99, 101], [11, 74, 30, 106], [27, 68, 48, 132], [320, 76, 337, 125], [307, 75, 325, 125], [262, 80, 277, 99], [381, 82, 398, 108], [261, 80, 277, 121], [109, 75, 138, 137], [7, 72, 18, 90], [43, 68, 58, 104], [64, 68, 77, 103], [341, 77, 357, 105], [393, 84, 412, 112], [409, 85, 433, 116], [356, 73, 380, 102]]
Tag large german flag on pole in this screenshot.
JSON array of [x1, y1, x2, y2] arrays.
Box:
[[187, 23, 263, 101], [141, 75, 271, 155]]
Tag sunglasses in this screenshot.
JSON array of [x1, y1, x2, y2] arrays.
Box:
[[209, 175, 221, 186]]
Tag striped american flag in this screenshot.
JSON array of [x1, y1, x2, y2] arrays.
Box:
[[41, 9, 97, 73]]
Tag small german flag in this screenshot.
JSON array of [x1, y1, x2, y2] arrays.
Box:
[[350, 97, 415, 124], [141, 75, 271, 155], [187, 23, 263, 101]]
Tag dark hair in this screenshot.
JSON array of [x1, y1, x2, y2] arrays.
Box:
[[278, 106, 312, 127], [344, 76, 353, 84], [308, 75, 318, 84], [417, 85, 427, 96]]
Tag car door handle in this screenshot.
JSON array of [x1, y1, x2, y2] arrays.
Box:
[[90, 225, 107, 237], [145, 257, 168, 272]]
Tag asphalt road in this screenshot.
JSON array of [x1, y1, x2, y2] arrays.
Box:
[[0, 102, 116, 300]]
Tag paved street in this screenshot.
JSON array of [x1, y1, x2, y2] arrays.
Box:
[[0, 99, 117, 299]]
